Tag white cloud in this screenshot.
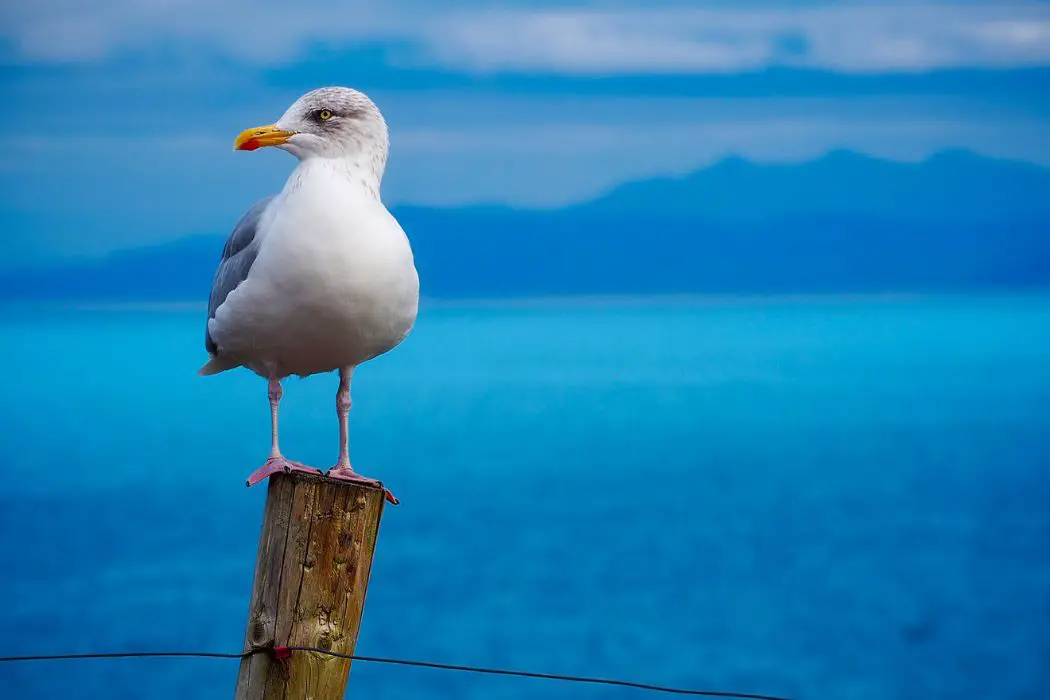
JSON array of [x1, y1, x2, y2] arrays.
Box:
[[0, 0, 402, 63], [424, 4, 1050, 74], [2, 1, 1049, 72]]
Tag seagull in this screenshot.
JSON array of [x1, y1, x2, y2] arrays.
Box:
[[199, 87, 419, 503]]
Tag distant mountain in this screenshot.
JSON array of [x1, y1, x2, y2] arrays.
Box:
[[2, 151, 1048, 301], [582, 149, 1050, 223]]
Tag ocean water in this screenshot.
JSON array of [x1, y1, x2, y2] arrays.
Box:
[[1, 296, 1048, 700]]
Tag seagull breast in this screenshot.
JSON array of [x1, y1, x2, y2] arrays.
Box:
[[210, 159, 419, 378]]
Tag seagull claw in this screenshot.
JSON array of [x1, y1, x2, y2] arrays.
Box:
[[245, 457, 322, 487]]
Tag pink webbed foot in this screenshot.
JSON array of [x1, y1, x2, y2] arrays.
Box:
[[246, 456, 323, 487], [326, 466, 400, 505]]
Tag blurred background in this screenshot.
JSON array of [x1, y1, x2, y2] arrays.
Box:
[[1, 1, 1048, 699]]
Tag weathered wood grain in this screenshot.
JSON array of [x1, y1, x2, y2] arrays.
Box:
[[234, 472, 386, 700]]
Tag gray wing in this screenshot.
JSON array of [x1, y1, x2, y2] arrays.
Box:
[[205, 197, 274, 355]]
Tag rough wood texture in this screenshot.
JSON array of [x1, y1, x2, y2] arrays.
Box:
[[234, 472, 386, 700]]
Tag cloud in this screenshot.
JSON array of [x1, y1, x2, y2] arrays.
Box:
[[2, 1, 1050, 73], [424, 4, 1050, 74], [0, 0, 404, 63]]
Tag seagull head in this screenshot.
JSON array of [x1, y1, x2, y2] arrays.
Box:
[[232, 87, 389, 163]]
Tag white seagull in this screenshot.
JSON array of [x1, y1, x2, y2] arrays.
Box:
[[199, 87, 419, 503]]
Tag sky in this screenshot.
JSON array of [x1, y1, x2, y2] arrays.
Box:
[[1, 0, 1049, 265]]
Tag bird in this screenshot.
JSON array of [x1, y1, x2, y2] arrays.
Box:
[[199, 87, 419, 504]]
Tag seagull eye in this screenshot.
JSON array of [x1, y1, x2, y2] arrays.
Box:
[[317, 109, 333, 122]]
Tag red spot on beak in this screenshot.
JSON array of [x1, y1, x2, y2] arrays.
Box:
[[239, 139, 261, 152]]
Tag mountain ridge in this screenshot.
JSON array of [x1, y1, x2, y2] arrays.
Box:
[[2, 150, 1048, 300]]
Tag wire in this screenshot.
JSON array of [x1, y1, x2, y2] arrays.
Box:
[[0, 651, 249, 661], [0, 647, 794, 700], [292, 647, 792, 699]]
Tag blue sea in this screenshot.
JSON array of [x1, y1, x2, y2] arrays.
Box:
[[1, 296, 1048, 700]]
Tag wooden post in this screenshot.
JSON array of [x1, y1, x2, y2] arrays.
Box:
[[234, 472, 386, 700]]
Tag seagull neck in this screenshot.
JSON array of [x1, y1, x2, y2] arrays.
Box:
[[290, 155, 385, 200]]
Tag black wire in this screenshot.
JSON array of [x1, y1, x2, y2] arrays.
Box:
[[0, 651, 248, 661], [0, 648, 793, 700], [292, 647, 792, 699]]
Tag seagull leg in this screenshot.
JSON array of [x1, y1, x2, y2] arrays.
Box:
[[245, 374, 322, 487], [326, 367, 399, 504]]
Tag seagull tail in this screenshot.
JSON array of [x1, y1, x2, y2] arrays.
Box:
[[198, 355, 239, 376]]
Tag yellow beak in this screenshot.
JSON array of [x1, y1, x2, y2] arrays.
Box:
[[233, 124, 295, 151]]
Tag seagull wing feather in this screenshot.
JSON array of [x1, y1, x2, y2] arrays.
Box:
[[205, 196, 273, 355]]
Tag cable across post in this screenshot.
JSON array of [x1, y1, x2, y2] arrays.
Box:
[[0, 648, 793, 699]]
